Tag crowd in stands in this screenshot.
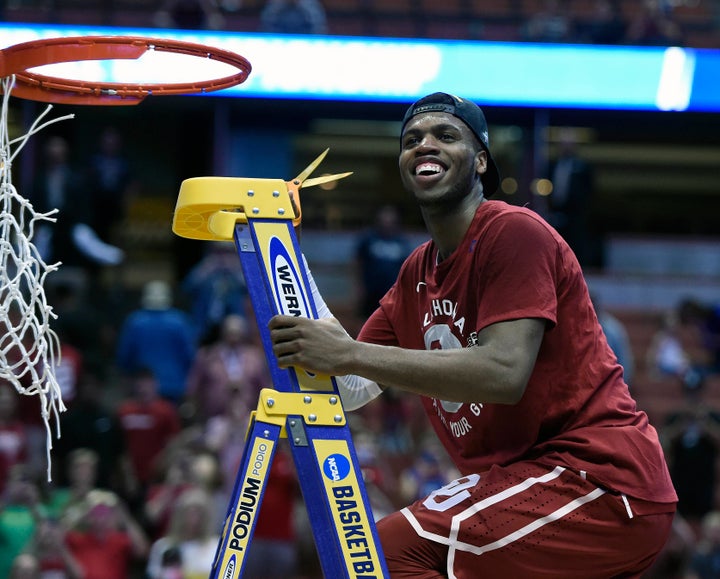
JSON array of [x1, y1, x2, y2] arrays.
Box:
[[0, 159, 456, 577], [0, 268, 458, 578], [2, 285, 720, 577], [0, 125, 718, 578], [2, 0, 719, 48], [2, 187, 720, 577], [1, 2, 719, 575]]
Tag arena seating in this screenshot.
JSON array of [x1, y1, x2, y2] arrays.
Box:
[[3, 0, 717, 48]]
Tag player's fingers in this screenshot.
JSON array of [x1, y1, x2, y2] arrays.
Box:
[[268, 318, 309, 350], [268, 314, 300, 330], [271, 340, 299, 366]]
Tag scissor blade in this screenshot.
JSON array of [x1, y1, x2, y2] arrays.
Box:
[[293, 148, 330, 184], [302, 172, 353, 188]]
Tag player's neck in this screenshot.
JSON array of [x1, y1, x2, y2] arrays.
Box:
[[424, 196, 484, 262]]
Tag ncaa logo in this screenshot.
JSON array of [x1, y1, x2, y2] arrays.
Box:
[[269, 237, 311, 317], [222, 554, 237, 579], [323, 453, 351, 482]]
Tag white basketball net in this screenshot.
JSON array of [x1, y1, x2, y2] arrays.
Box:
[[1, 75, 74, 480]]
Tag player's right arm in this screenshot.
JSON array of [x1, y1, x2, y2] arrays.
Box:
[[269, 313, 544, 406]]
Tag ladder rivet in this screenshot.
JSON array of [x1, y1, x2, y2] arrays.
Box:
[[263, 430, 270, 437], [267, 398, 275, 407], [334, 415, 342, 423], [289, 420, 297, 427], [294, 437, 301, 444], [252, 207, 260, 214], [278, 208, 285, 215], [308, 414, 317, 422], [303, 396, 312, 404], [247, 190, 254, 196], [272, 190, 280, 197], [329, 396, 338, 405]]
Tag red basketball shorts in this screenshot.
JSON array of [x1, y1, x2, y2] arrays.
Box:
[[377, 461, 675, 578]]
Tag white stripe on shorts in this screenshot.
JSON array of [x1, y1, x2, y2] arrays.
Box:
[[401, 465, 569, 547], [400, 466, 607, 579]]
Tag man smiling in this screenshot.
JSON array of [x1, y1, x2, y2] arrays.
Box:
[[269, 92, 677, 577]]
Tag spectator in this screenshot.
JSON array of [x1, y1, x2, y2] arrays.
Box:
[[352, 431, 399, 520], [546, 127, 596, 266], [45, 448, 101, 526], [116, 280, 197, 404], [582, 0, 627, 45], [143, 449, 197, 540], [707, 302, 720, 374], [116, 368, 182, 508], [676, 299, 720, 376], [52, 331, 84, 411], [203, 383, 257, 501], [356, 389, 417, 461], [260, 0, 328, 35], [181, 242, 250, 343], [145, 487, 220, 579], [242, 443, 300, 579], [0, 466, 44, 579], [355, 204, 415, 319], [523, 0, 575, 43], [53, 374, 125, 491], [398, 443, 458, 505], [154, 0, 225, 30], [647, 298, 715, 385], [186, 451, 226, 531], [185, 313, 269, 423], [0, 311, 45, 476], [85, 126, 137, 245], [48, 281, 113, 379], [626, 0, 684, 46], [21, 516, 84, 579], [8, 553, 40, 579], [645, 512, 697, 578], [0, 380, 31, 492], [64, 489, 149, 579], [591, 294, 635, 386], [662, 379, 720, 525], [30, 135, 123, 281], [689, 510, 720, 578], [31, 134, 89, 269]]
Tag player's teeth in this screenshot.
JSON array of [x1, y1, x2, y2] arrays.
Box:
[[416, 164, 441, 175]]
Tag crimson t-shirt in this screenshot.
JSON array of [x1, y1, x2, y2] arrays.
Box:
[[117, 399, 181, 484], [65, 530, 133, 579], [358, 201, 676, 506]]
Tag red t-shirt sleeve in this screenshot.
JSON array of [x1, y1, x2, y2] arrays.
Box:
[[358, 301, 400, 346], [473, 211, 559, 331]]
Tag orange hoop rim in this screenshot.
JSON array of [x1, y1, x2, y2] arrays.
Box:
[[0, 35, 252, 105]]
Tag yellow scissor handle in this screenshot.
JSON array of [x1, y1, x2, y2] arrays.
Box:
[[171, 149, 352, 241]]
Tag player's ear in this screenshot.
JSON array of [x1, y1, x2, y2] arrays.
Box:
[[475, 150, 488, 177]]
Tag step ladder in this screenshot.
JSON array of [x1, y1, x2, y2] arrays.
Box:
[[172, 150, 389, 579]]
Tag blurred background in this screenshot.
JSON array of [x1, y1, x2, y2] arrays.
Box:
[[1, 1, 720, 578]]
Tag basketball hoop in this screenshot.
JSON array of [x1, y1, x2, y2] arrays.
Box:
[[0, 35, 252, 481], [0, 35, 252, 105]]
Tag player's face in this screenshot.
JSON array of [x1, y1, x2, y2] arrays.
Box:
[[399, 112, 487, 208]]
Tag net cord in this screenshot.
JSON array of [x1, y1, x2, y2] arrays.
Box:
[[1, 74, 73, 480]]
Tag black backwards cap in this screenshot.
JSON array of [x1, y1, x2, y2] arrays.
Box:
[[401, 92, 500, 196]]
